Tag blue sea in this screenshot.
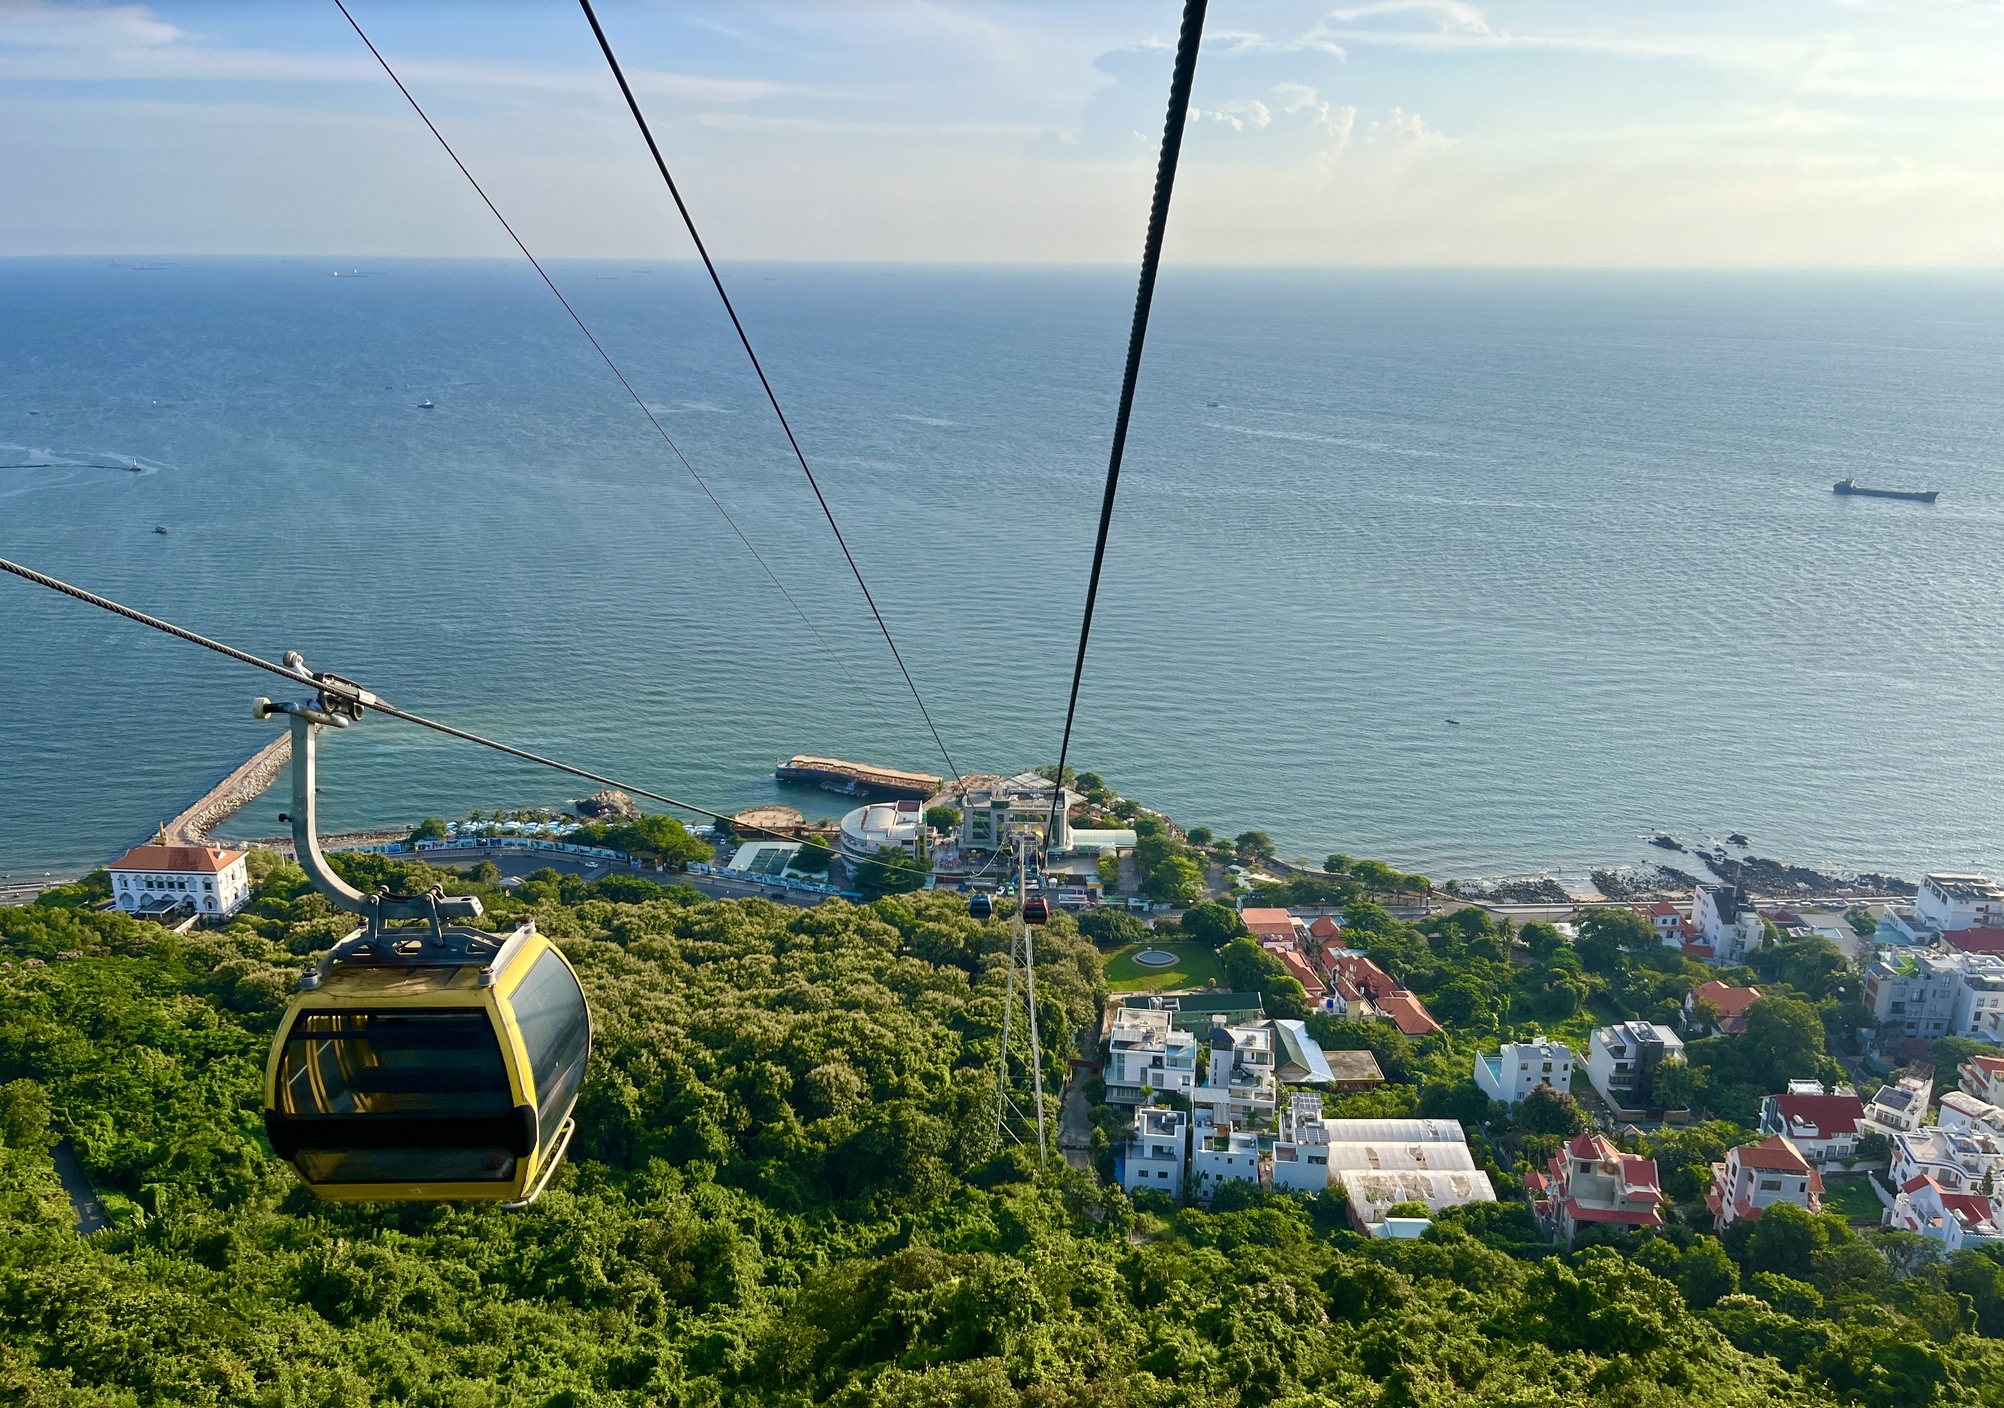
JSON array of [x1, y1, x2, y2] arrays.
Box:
[[5, 258, 2004, 888]]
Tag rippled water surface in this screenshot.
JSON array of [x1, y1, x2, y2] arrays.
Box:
[[5, 259, 2004, 884]]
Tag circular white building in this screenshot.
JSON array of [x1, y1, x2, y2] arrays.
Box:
[[838, 799, 925, 863]]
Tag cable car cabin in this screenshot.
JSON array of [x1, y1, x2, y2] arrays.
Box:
[[967, 891, 994, 919], [263, 923, 590, 1206], [1020, 894, 1050, 925]]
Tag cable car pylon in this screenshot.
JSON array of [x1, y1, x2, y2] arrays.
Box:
[[991, 841, 1047, 1163]]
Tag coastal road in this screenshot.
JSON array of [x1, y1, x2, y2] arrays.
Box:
[[416, 846, 834, 909]]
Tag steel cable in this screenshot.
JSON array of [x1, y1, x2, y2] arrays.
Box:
[[576, 0, 962, 788], [329, 0, 907, 750], [1044, 0, 1208, 845], [0, 554, 803, 845]]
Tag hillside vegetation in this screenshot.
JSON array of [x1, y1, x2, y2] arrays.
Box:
[[0, 855, 1999, 1405]]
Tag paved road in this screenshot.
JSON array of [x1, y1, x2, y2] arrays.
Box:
[[417, 846, 836, 909]]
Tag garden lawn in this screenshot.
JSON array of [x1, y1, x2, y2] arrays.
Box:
[[1103, 941, 1224, 992], [1821, 1176, 1888, 1224]]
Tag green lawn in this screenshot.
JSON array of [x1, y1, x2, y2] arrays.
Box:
[[1103, 941, 1224, 992], [1821, 1177, 1886, 1225]]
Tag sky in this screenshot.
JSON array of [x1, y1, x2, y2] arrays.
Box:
[[3, 0, 2004, 264]]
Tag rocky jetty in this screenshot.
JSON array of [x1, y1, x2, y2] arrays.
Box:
[[575, 789, 641, 822], [165, 734, 291, 845]]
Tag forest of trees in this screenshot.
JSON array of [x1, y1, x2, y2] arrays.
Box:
[[2, 855, 2002, 1405]]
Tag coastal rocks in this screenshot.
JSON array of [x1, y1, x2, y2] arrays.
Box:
[[1461, 876, 1571, 905], [1706, 851, 1915, 899], [575, 789, 641, 822], [1648, 834, 1684, 852], [1590, 866, 1693, 901]]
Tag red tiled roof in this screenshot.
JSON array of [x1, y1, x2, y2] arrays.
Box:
[[1902, 1173, 1933, 1195], [1692, 980, 1762, 1017], [1280, 950, 1326, 993], [1241, 907, 1297, 939], [1772, 1093, 1864, 1138], [1334, 978, 1364, 1001], [1308, 915, 1343, 939], [1335, 955, 1398, 1001], [1620, 1157, 1661, 1189], [1946, 928, 2004, 955], [1567, 1132, 1617, 1161], [110, 843, 244, 874], [1731, 1136, 1812, 1174], [1381, 990, 1442, 1037], [1683, 941, 1716, 959], [1524, 1171, 1548, 1194], [1942, 1191, 1998, 1229], [1646, 902, 1680, 918], [1966, 1055, 2004, 1078]]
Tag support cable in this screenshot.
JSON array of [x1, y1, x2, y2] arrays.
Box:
[[328, 0, 904, 748], [1045, 0, 1207, 842], [576, 0, 962, 788], [0, 554, 801, 845]]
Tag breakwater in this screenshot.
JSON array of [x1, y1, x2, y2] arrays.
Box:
[[161, 734, 290, 846]]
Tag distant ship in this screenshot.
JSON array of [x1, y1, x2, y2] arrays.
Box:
[[418, 399, 434, 410], [152, 524, 168, 535], [1834, 477, 1937, 504]]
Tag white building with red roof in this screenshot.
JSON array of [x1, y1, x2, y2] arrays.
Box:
[[1240, 907, 1302, 946], [109, 836, 251, 920], [1758, 1086, 1865, 1167], [1892, 1175, 2004, 1251], [1962, 1054, 2004, 1107], [1633, 900, 1698, 948], [1707, 1135, 1823, 1231], [1684, 980, 1762, 1036], [1534, 1133, 1663, 1245]]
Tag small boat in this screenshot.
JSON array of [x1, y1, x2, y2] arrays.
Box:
[[1834, 477, 1937, 504], [418, 399, 435, 410], [152, 524, 168, 535], [127, 459, 143, 472], [1444, 718, 1460, 726]]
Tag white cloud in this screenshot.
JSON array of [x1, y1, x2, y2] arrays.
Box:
[[1193, 98, 1274, 131], [1326, 1, 1494, 35], [1367, 105, 1453, 155]]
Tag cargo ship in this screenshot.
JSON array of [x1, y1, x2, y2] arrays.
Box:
[[1833, 478, 1937, 504]]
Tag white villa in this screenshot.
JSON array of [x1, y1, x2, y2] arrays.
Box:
[[1191, 1019, 1277, 1132], [1474, 1039, 1574, 1104], [1104, 1006, 1198, 1106], [110, 839, 251, 921], [1122, 1106, 1189, 1196]]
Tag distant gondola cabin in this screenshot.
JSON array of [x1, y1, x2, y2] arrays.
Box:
[[109, 838, 251, 920]]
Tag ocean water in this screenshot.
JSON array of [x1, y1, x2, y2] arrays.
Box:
[[5, 258, 2004, 887]]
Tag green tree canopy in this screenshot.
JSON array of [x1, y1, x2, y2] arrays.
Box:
[[1077, 909, 1148, 951], [1141, 854, 1204, 906], [1741, 994, 1828, 1090], [1180, 900, 1248, 948], [1517, 1083, 1587, 1137], [405, 816, 448, 846], [853, 845, 929, 897]]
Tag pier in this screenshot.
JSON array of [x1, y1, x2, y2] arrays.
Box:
[[774, 754, 943, 799]]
